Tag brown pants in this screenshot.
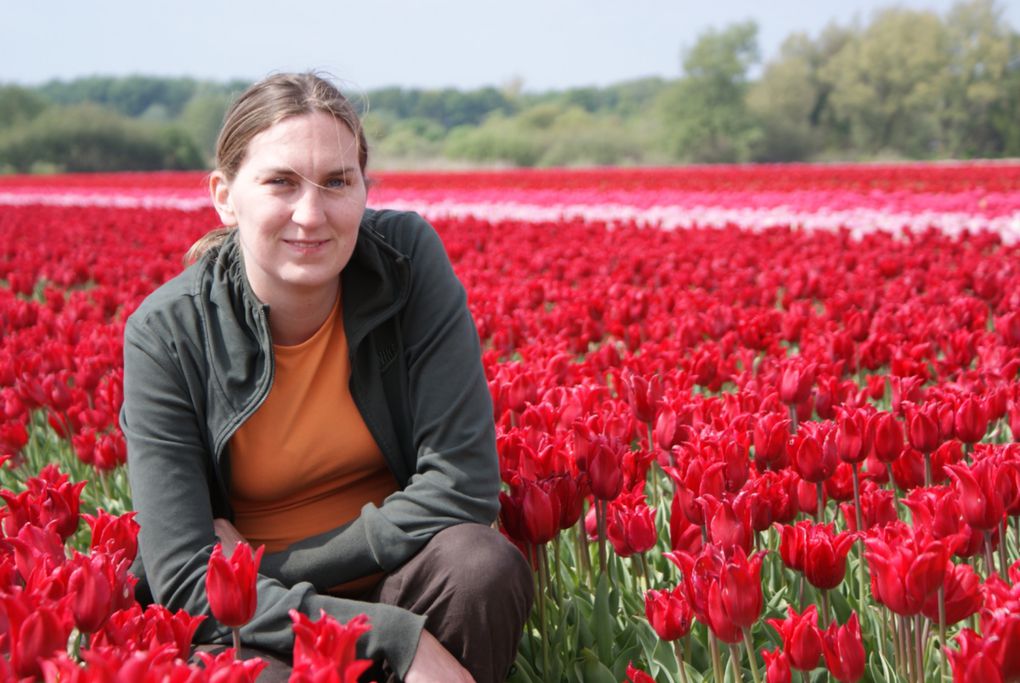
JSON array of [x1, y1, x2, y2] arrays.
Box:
[[204, 523, 534, 683]]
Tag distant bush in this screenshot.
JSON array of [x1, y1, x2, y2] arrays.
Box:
[[0, 104, 204, 173]]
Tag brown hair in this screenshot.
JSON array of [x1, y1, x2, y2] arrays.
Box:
[[186, 72, 368, 265]]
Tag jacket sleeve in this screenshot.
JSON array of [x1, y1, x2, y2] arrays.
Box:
[[122, 317, 426, 675], [258, 213, 501, 586]]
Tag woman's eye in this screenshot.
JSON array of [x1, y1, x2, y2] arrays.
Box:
[[324, 177, 347, 189], [267, 177, 291, 186]]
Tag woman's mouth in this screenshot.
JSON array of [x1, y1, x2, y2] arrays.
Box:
[[283, 239, 329, 252]]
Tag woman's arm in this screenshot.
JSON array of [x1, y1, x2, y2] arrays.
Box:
[[122, 317, 426, 674]]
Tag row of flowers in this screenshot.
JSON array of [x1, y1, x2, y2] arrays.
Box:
[[2, 166, 1020, 681]]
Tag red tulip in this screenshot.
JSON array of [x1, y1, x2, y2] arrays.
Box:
[[955, 396, 989, 445], [821, 612, 865, 682], [836, 409, 869, 463], [946, 458, 1010, 532], [576, 431, 625, 502], [644, 586, 693, 641], [196, 648, 269, 681], [667, 545, 746, 643], [1, 588, 74, 679], [840, 480, 897, 532], [790, 425, 838, 483], [206, 541, 263, 628], [779, 362, 815, 406], [868, 411, 903, 463], [780, 521, 858, 590], [753, 412, 790, 471], [623, 371, 661, 425], [702, 495, 752, 554], [83, 509, 140, 563], [290, 609, 373, 683], [520, 478, 560, 546], [714, 546, 765, 632], [607, 495, 658, 557], [761, 647, 792, 683], [905, 403, 940, 454], [768, 605, 822, 672], [921, 561, 981, 626], [863, 522, 950, 616], [67, 553, 115, 634], [626, 663, 657, 683]]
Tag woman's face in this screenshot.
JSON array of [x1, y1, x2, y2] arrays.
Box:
[[210, 111, 367, 306]]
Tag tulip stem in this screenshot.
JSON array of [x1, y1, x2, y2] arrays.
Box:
[[709, 632, 725, 683], [937, 586, 947, 683], [728, 643, 743, 682], [897, 614, 909, 683], [815, 481, 825, 524], [741, 628, 762, 683], [638, 552, 652, 595], [1014, 517, 1020, 561], [232, 628, 241, 659], [673, 639, 691, 683], [647, 423, 663, 510], [596, 499, 608, 575], [984, 530, 997, 577], [536, 544, 551, 679], [923, 451, 933, 488], [999, 518, 1009, 577], [850, 463, 864, 533], [914, 614, 925, 683], [819, 590, 831, 630], [576, 515, 592, 584], [552, 535, 563, 600]]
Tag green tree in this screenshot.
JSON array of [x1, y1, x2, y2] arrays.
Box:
[[0, 104, 203, 173], [656, 21, 762, 162], [820, 8, 949, 156], [747, 25, 853, 161], [0, 85, 49, 128], [180, 90, 233, 164], [937, 0, 1019, 156]]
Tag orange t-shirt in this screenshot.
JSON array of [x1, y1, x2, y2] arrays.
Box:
[[228, 295, 399, 594]]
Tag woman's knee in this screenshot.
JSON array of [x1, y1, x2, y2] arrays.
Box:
[[429, 524, 533, 602]]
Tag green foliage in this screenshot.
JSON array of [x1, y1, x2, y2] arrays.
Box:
[[0, 103, 205, 173], [364, 86, 516, 128], [444, 104, 651, 167], [179, 90, 234, 164], [656, 21, 763, 162], [0, 85, 49, 128], [820, 8, 950, 156]]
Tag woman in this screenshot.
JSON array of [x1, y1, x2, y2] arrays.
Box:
[[121, 72, 533, 683]]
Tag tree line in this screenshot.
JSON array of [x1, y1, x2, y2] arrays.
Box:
[[0, 0, 1016, 172]]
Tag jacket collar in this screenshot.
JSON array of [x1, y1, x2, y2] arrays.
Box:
[[207, 208, 411, 352]]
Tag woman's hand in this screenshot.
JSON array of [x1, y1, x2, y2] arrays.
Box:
[[212, 518, 247, 557], [404, 629, 475, 683]]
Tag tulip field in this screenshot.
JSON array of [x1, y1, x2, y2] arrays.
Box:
[[2, 163, 1020, 681]]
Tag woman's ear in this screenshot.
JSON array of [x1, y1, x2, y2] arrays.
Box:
[[209, 171, 237, 226]]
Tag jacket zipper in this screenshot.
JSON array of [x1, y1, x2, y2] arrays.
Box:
[[211, 303, 276, 513]]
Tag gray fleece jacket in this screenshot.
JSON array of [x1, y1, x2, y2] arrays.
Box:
[[121, 208, 499, 678]]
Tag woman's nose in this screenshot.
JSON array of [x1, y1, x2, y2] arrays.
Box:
[[291, 185, 327, 227]]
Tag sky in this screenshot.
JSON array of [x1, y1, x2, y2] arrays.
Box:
[[4, 0, 1018, 93]]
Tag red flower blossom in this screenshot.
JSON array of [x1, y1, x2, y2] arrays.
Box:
[[644, 586, 693, 641], [768, 605, 822, 672], [821, 612, 865, 682], [206, 541, 263, 628]]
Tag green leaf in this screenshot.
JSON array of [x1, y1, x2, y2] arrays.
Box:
[[580, 648, 619, 683], [593, 572, 614, 664]]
